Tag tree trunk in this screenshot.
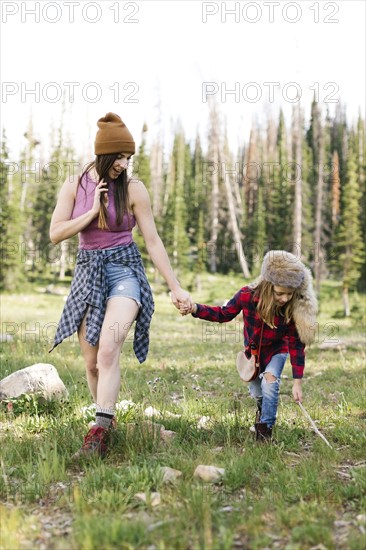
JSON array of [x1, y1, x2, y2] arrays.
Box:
[[150, 140, 163, 217], [314, 129, 324, 295], [342, 285, 350, 317], [292, 106, 303, 254], [222, 162, 250, 278], [208, 102, 220, 273]]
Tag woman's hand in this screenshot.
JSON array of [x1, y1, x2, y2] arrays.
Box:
[[292, 379, 303, 403], [91, 180, 109, 216], [170, 288, 191, 310]]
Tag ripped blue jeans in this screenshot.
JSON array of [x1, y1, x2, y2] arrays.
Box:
[[249, 353, 288, 428]]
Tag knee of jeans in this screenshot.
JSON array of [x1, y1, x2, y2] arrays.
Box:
[[263, 372, 278, 384]]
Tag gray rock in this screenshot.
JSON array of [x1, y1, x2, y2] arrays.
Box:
[[161, 466, 182, 483], [0, 363, 68, 400], [193, 465, 225, 483], [0, 334, 13, 343]]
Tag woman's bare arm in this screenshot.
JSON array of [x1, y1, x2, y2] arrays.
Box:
[[49, 176, 107, 244]]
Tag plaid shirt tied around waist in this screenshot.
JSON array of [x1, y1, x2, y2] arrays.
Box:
[[193, 286, 305, 378], [49, 242, 155, 363]]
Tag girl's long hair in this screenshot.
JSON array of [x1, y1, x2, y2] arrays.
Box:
[[79, 154, 131, 230], [253, 280, 298, 328]]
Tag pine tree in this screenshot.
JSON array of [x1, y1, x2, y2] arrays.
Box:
[[191, 134, 206, 287], [162, 126, 190, 271], [32, 115, 78, 279], [134, 123, 151, 191], [330, 150, 341, 230], [355, 113, 366, 290], [0, 132, 23, 290], [220, 131, 250, 277], [333, 150, 364, 315], [206, 101, 220, 272], [267, 110, 292, 249], [0, 132, 26, 289], [132, 123, 151, 264], [306, 98, 325, 292], [291, 105, 303, 255]]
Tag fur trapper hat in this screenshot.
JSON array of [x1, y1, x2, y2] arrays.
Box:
[[253, 250, 318, 345]]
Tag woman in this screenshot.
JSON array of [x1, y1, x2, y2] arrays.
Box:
[[49, 112, 191, 457], [180, 250, 317, 441]]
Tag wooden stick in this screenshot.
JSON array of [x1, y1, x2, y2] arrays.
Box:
[[297, 401, 333, 449]]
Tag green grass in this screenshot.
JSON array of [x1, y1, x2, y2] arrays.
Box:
[[0, 275, 365, 549]]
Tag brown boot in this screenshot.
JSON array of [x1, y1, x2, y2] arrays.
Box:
[[255, 422, 273, 442], [73, 425, 109, 459]]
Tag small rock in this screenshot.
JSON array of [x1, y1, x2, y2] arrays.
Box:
[[115, 399, 135, 412], [220, 505, 234, 512], [144, 406, 163, 418], [356, 514, 366, 523], [309, 544, 327, 550], [160, 429, 177, 442], [161, 466, 182, 483], [197, 416, 213, 430], [144, 406, 180, 419], [334, 520, 351, 527], [0, 334, 13, 343], [193, 465, 225, 483], [134, 492, 161, 507]]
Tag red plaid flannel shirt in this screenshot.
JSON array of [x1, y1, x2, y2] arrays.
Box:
[[192, 285, 305, 378]]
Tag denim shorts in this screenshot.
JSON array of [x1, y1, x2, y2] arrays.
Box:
[[105, 253, 141, 308]]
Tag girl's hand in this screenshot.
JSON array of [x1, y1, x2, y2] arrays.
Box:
[[170, 288, 191, 310], [91, 180, 108, 216], [179, 303, 197, 316], [293, 379, 303, 403]]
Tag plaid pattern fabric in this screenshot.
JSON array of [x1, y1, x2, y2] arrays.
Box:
[[193, 286, 305, 378], [49, 242, 154, 363]]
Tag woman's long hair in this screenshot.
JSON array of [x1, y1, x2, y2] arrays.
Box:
[[79, 154, 131, 230], [253, 280, 298, 328]]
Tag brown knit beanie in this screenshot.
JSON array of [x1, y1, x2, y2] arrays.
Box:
[[94, 113, 135, 155]]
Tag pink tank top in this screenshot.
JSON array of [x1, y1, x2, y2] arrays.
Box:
[[72, 170, 136, 250]]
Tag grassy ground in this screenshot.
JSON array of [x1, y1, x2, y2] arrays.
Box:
[[0, 274, 365, 550]]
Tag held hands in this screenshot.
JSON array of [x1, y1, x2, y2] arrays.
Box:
[[179, 302, 197, 316], [292, 379, 303, 403], [170, 288, 192, 312]]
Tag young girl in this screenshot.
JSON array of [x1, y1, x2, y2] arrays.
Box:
[[181, 250, 317, 441], [49, 113, 191, 457]]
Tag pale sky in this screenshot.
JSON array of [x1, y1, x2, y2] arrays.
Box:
[[1, 0, 365, 160]]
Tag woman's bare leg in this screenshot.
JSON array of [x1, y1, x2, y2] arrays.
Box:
[[95, 296, 139, 409], [78, 315, 99, 402]]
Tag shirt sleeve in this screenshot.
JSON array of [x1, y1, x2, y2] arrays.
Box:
[[287, 321, 305, 378], [192, 289, 243, 323]]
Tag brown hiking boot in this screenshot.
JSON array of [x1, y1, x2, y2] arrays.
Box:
[[250, 408, 262, 434], [255, 422, 273, 442], [73, 425, 109, 459]]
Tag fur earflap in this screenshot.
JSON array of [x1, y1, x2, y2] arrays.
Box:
[[251, 251, 318, 345], [292, 265, 318, 345]]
